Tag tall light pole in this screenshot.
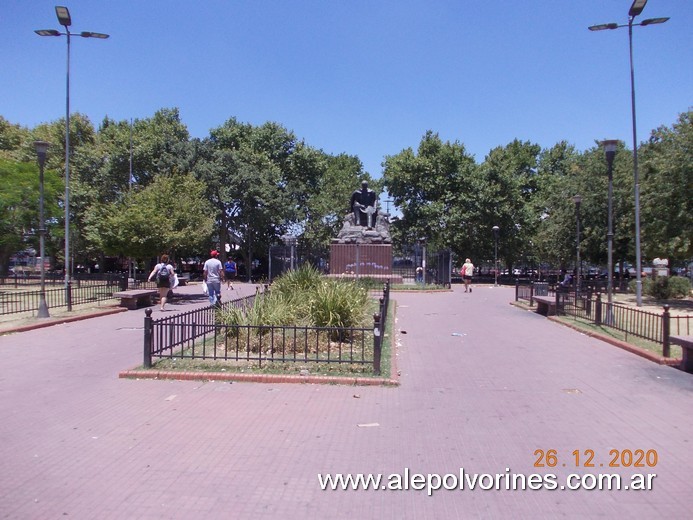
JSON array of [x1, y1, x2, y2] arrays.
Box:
[[36, 6, 109, 307], [589, 0, 669, 307], [492, 226, 500, 287], [602, 140, 619, 308], [34, 141, 52, 318], [572, 195, 582, 298]]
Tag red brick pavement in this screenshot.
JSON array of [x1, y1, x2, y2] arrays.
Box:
[[0, 284, 691, 519]]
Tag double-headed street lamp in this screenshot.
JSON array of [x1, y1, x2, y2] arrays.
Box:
[[36, 6, 109, 305], [589, 0, 669, 307], [492, 225, 500, 287], [34, 141, 52, 318]]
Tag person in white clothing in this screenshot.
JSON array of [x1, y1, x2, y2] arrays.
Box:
[[203, 250, 224, 306], [462, 258, 474, 293]]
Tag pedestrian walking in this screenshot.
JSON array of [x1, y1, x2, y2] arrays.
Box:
[[203, 250, 224, 305], [148, 254, 175, 311], [462, 258, 474, 293], [224, 257, 237, 290]]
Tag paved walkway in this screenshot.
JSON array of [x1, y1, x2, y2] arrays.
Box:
[[0, 284, 691, 519]]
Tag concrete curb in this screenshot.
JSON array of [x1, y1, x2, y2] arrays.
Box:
[[547, 315, 682, 367], [0, 306, 128, 335], [118, 369, 400, 386]]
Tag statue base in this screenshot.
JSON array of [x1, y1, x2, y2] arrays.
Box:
[[330, 243, 399, 282]]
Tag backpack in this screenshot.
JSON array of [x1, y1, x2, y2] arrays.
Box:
[[157, 264, 170, 283]]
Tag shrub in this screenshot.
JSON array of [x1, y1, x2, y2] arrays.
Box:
[[632, 275, 692, 300], [270, 264, 322, 294], [308, 279, 369, 329], [216, 268, 370, 332], [667, 276, 692, 299]]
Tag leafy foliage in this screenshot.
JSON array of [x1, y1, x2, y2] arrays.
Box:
[[0, 106, 690, 276], [635, 275, 692, 300], [217, 265, 369, 331], [0, 158, 63, 272], [85, 173, 214, 259]]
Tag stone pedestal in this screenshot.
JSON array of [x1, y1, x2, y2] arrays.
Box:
[[330, 243, 394, 278]]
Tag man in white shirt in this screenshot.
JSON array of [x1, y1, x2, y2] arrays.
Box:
[[462, 258, 474, 293], [203, 250, 224, 305]]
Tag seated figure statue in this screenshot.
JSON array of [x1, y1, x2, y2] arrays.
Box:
[[350, 180, 377, 228]]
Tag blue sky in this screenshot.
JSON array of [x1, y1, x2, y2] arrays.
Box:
[[3, 0, 691, 178]]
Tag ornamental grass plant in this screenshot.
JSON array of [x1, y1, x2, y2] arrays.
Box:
[[216, 264, 370, 331]]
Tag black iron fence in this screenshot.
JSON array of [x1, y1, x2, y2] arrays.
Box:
[[0, 277, 123, 316], [143, 282, 391, 375], [393, 247, 452, 286], [0, 272, 124, 288], [516, 280, 693, 358]]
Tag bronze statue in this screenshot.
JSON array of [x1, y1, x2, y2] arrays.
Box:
[[350, 180, 377, 228]]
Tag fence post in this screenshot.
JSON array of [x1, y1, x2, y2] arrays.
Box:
[[662, 304, 671, 358], [373, 313, 382, 375], [515, 279, 519, 301], [554, 289, 561, 316], [66, 280, 73, 311], [530, 282, 535, 306], [143, 308, 153, 368], [595, 293, 602, 325]]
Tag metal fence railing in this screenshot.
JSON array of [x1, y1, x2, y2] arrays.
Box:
[[515, 280, 693, 358], [143, 282, 391, 375], [0, 278, 123, 316], [0, 272, 124, 288]]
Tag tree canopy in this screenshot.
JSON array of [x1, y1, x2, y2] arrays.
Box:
[[0, 107, 690, 275]]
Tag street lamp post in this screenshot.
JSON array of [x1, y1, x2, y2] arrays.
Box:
[[36, 6, 109, 309], [602, 140, 619, 309], [492, 226, 500, 287], [34, 141, 52, 318], [589, 0, 669, 307], [572, 195, 582, 299]]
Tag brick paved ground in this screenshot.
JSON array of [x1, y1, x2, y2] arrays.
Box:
[[0, 284, 691, 519]]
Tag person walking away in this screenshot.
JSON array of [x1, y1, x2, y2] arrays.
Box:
[[204, 250, 224, 306], [462, 258, 474, 293], [148, 254, 175, 311], [224, 257, 237, 290]]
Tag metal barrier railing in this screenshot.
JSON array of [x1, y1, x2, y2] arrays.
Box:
[[144, 282, 391, 375], [516, 280, 692, 358], [0, 278, 122, 315]]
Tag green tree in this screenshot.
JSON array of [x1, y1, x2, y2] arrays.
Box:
[[532, 141, 581, 268], [382, 131, 478, 258], [86, 173, 214, 261], [0, 117, 31, 161], [476, 140, 541, 270], [640, 110, 693, 262], [0, 158, 63, 273]]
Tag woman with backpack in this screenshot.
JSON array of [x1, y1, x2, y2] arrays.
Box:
[[148, 254, 175, 311]]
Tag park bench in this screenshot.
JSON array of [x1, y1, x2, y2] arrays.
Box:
[[113, 289, 158, 310], [533, 295, 557, 316], [669, 335, 693, 373], [176, 274, 190, 286]]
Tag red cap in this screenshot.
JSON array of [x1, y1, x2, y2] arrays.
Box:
[[210, 250, 219, 257]]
